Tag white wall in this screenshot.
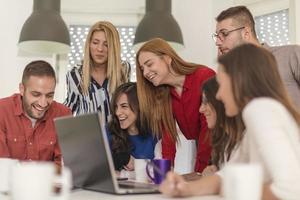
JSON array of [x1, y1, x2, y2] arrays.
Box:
[[173, 0, 216, 69], [0, 0, 54, 98], [0, 0, 298, 101]]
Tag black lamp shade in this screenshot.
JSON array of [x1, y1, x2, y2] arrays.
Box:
[[133, 0, 184, 51], [18, 0, 70, 55]]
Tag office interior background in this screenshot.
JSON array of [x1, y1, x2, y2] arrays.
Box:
[[1, 0, 300, 102]]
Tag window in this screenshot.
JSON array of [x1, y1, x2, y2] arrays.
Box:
[[255, 9, 290, 46]]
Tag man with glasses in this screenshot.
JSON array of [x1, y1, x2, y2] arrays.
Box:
[[214, 5, 300, 108]]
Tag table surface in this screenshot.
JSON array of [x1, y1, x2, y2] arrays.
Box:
[[70, 189, 223, 200], [1, 189, 223, 200]]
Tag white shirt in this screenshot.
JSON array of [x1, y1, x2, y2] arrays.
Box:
[[219, 97, 300, 199]]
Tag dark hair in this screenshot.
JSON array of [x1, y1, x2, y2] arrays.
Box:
[[108, 82, 151, 154], [22, 60, 56, 84], [202, 77, 244, 168], [218, 43, 300, 126], [216, 6, 257, 38]]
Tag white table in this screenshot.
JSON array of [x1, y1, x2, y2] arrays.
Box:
[[1, 189, 223, 200], [71, 189, 223, 200]]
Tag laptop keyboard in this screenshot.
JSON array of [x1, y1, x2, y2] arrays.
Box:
[[118, 180, 158, 189]]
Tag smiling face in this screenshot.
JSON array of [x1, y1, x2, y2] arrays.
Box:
[[89, 30, 108, 66], [115, 93, 138, 134], [215, 18, 245, 56], [199, 92, 217, 129], [19, 76, 55, 119], [138, 51, 172, 86], [216, 65, 239, 117]]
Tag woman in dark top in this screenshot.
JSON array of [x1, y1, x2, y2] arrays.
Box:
[[107, 82, 157, 171]]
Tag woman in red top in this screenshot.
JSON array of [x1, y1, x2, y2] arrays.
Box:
[[135, 38, 215, 172]]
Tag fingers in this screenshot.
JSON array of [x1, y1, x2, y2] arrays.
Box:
[[202, 165, 218, 176], [123, 165, 134, 171], [159, 172, 178, 196], [159, 172, 188, 197]]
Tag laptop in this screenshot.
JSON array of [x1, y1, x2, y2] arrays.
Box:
[[54, 112, 159, 194]]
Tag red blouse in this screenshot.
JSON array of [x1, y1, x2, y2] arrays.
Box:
[[162, 66, 215, 172]]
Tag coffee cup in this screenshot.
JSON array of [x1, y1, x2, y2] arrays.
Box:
[[134, 159, 150, 182], [223, 163, 263, 200], [0, 158, 19, 196], [11, 162, 72, 200], [146, 159, 171, 184]]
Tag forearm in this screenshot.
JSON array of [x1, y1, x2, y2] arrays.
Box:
[[54, 143, 62, 167], [161, 133, 176, 165], [262, 184, 280, 200], [188, 174, 221, 196]]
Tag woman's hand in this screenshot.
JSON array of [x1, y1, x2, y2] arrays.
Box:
[[202, 165, 218, 176], [159, 172, 191, 197], [123, 155, 135, 171]]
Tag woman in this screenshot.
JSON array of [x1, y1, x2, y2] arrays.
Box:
[[200, 77, 243, 176], [64, 21, 130, 123], [108, 82, 157, 171], [136, 38, 215, 172], [160, 44, 300, 200]]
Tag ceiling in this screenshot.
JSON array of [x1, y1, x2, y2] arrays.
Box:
[[61, 0, 145, 14]]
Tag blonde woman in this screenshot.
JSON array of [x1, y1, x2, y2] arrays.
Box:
[[64, 21, 130, 123]]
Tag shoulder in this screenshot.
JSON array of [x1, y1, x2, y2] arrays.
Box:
[[50, 101, 72, 116], [266, 44, 300, 55], [0, 95, 13, 107], [195, 65, 216, 74], [67, 64, 82, 77], [0, 94, 18, 110], [242, 97, 288, 123], [188, 66, 216, 82]]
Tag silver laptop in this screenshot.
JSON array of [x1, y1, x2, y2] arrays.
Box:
[[54, 112, 159, 194]]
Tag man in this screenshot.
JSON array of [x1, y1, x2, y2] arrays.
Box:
[[214, 5, 300, 108], [0, 60, 71, 167]]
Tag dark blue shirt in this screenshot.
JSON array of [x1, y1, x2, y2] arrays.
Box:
[[129, 134, 157, 159]]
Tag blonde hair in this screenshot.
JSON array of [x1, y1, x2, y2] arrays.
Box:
[[81, 21, 128, 95], [136, 38, 200, 142]]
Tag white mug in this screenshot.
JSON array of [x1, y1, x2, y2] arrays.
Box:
[[11, 162, 72, 200], [0, 158, 19, 196], [223, 163, 263, 200], [134, 159, 150, 183]]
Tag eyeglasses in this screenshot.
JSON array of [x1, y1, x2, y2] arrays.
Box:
[[212, 27, 245, 42]]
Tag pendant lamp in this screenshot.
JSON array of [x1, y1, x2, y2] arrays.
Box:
[[18, 0, 70, 55], [133, 0, 184, 51]]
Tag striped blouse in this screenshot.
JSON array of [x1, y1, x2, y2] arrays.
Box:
[[64, 62, 130, 123], [64, 65, 111, 122]]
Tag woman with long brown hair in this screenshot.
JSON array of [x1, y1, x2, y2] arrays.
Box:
[[160, 44, 300, 200], [136, 38, 215, 172], [107, 82, 156, 171], [200, 77, 243, 175]]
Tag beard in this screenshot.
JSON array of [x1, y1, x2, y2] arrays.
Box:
[[22, 96, 49, 120]]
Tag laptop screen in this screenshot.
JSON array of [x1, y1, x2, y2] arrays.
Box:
[[54, 113, 118, 193]]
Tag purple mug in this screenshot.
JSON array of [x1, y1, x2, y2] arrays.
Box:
[[146, 159, 171, 184]]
